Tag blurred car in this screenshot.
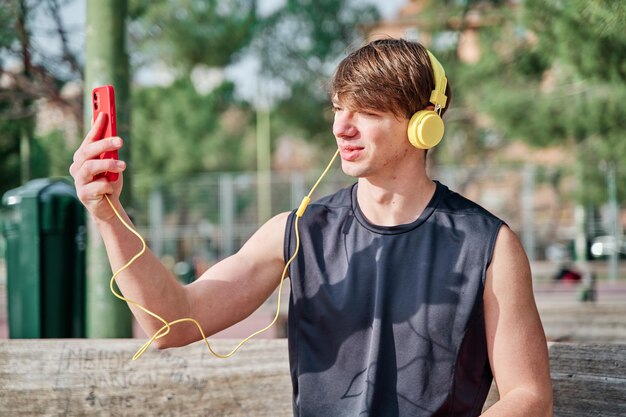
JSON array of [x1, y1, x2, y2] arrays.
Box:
[[590, 235, 626, 258]]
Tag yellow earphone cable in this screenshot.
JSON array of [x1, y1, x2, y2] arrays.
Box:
[[105, 149, 340, 360]]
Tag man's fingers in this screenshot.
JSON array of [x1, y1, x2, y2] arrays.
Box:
[[72, 136, 123, 166], [73, 112, 108, 165], [80, 112, 107, 148], [76, 179, 115, 203], [73, 158, 126, 186]]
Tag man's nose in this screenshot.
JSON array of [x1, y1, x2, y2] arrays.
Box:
[[333, 111, 357, 139]]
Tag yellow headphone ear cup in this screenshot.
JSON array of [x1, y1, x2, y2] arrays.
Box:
[[407, 110, 445, 149]]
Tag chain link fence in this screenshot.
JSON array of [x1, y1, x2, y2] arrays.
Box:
[[128, 162, 606, 282]]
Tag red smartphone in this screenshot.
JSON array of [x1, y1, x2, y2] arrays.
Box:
[[91, 85, 119, 181]]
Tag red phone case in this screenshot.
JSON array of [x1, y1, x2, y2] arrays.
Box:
[[92, 85, 119, 181]]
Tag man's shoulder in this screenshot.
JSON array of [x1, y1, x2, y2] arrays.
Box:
[[286, 184, 354, 227], [311, 183, 355, 210], [435, 182, 503, 224]]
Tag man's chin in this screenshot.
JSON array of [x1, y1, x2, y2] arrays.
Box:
[[340, 162, 361, 178]]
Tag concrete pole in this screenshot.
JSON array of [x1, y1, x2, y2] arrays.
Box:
[[256, 106, 271, 223], [84, 0, 132, 337], [607, 163, 620, 281]]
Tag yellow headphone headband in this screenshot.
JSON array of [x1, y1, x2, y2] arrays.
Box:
[[426, 50, 448, 114]]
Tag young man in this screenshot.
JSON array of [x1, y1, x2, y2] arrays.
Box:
[[70, 38, 552, 416]]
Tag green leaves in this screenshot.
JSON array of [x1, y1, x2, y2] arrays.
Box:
[[424, 0, 626, 204], [524, 0, 626, 83], [130, 0, 257, 70], [132, 78, 253, 181], [251, 0, 379, 148]]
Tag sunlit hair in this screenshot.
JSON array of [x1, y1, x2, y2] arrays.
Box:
[[331, 38, 452, 119]]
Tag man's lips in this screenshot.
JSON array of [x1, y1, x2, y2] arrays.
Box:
[[339, 145, 364, 161]]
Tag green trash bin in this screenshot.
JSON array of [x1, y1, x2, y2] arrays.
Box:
[[1, 178, 86, 338]]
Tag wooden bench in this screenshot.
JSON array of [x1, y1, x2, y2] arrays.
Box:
[[0, 339, 624, 416], [537, 301, 626, 343]]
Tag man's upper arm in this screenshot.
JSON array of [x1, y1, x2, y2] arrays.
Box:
[[182, 211, 291, 339], [483, 225, 552, 414]]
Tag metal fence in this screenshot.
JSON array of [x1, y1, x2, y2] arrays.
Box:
[[0, 162, 619, 284], [128, 162, 609, 280], [131, 168, 355, 279]]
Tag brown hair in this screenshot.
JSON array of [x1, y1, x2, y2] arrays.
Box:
[[331, 38, 452, 119]]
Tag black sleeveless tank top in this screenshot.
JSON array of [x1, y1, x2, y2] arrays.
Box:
[[284, 181, 503, 417]]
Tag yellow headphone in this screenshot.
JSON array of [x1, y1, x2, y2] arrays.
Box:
[[407, 50, 448, 149]]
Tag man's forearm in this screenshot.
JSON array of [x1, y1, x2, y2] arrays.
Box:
[[94, 206, 190, 344]]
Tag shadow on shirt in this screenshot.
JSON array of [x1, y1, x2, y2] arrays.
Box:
[[288, 214, 490, 416]]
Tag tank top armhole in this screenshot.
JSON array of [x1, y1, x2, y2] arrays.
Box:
[[483, 220, 506, 286], [284, 210, 297, 265]]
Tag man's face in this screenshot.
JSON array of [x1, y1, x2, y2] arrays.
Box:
[[332, 98, 412, 180]]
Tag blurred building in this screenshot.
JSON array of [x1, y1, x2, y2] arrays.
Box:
[[365, 0, 503, 63]]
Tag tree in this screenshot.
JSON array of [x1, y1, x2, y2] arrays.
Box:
[[458, 1, 626, 216], [517, 0, 626, 203], [252, 0, 379, 151], [127, 0, 259, 189], [507, 0, 626, 264], [425, 0, 626, 262], [0, 0, 84, 196], [129, 0, 257, 71], [131, 80, 254, 185], [124, 0, 261, 262], [0, 0, 260, 197]]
